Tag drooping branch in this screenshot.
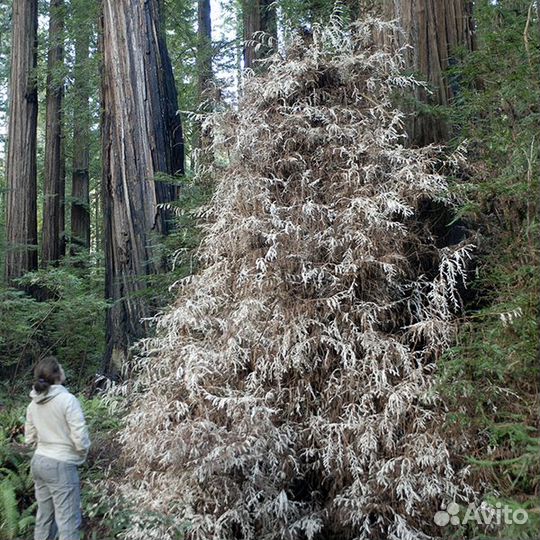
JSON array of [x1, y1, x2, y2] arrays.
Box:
[[243, 0, 278, 70]]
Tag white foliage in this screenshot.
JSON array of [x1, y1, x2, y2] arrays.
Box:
[[104, 18, 475, 540], [499, 307, 523, 327]]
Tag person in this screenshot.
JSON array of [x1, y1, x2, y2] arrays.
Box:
[[24, 357, 91, 540]]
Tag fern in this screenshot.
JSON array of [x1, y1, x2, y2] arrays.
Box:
[[0, 480, 18, 540], [0, 408, 35, 540]]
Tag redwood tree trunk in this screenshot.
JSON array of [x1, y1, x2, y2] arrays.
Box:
[[42, 0, 66, 266], [70, 27, 91, 254], [197, 0, 213, 98], [4, 0, 38, 284], [196, 0, 213, 154], [101, 0, 184, 375], [379, 0, 475, 145], [243, 0, 277, 70]]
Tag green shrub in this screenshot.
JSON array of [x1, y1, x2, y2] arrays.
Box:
[[1, 265, 107, 393]]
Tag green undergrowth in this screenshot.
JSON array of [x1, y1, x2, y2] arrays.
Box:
[[0, 258, 107, 396], [0, 405, 35, 540], [437, 1, 539, 537], [438, 232, 539, 538]]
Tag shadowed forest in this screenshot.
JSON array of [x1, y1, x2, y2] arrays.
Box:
[[0, 1, 538, 539]]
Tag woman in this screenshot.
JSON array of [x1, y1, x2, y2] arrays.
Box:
[[24, 357, 91, 540]]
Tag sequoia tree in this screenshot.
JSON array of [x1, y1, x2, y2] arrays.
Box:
[[101, 0, 184, 375], [42, 0, 66, 266], [4, 0, 38, 283]]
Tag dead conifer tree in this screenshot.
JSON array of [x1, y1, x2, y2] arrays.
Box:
[[105, 18, 474, 540]]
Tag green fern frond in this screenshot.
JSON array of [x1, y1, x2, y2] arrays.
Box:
[[17, 513, 35, 534], [3, 471, 23, 494], [0, 480, 19, 540]]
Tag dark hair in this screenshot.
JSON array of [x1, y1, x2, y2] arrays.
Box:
[[33, 356, 62, 394]]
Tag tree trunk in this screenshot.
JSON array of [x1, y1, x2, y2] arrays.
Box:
[[537, 0, 540, 48], [42, 0, 65, 266], [243, 0, 278, 70], [70, 28, 91, 254], [153, 0, 185, 219], [4, 0, 38, 284], [378, 0, 475, 145], [197, 0, 213, 99], [101, 0, 184, 375], [93, 187, 101, 253], [195, 0, 214, 158]]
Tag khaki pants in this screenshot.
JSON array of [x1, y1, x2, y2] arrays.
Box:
[[30, 454, 81, 540]]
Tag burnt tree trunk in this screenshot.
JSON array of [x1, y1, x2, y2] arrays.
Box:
[[70, 27, 91, 254], [153, 0, 184, 216], [378, 0, 475, 145], [4, 0, 38, 284], [243, 0, 278, 70], [101, 0, 184, 375], [42, 0, 66, 266]]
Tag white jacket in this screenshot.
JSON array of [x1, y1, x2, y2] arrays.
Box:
[[24, 384, 91, 465]]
